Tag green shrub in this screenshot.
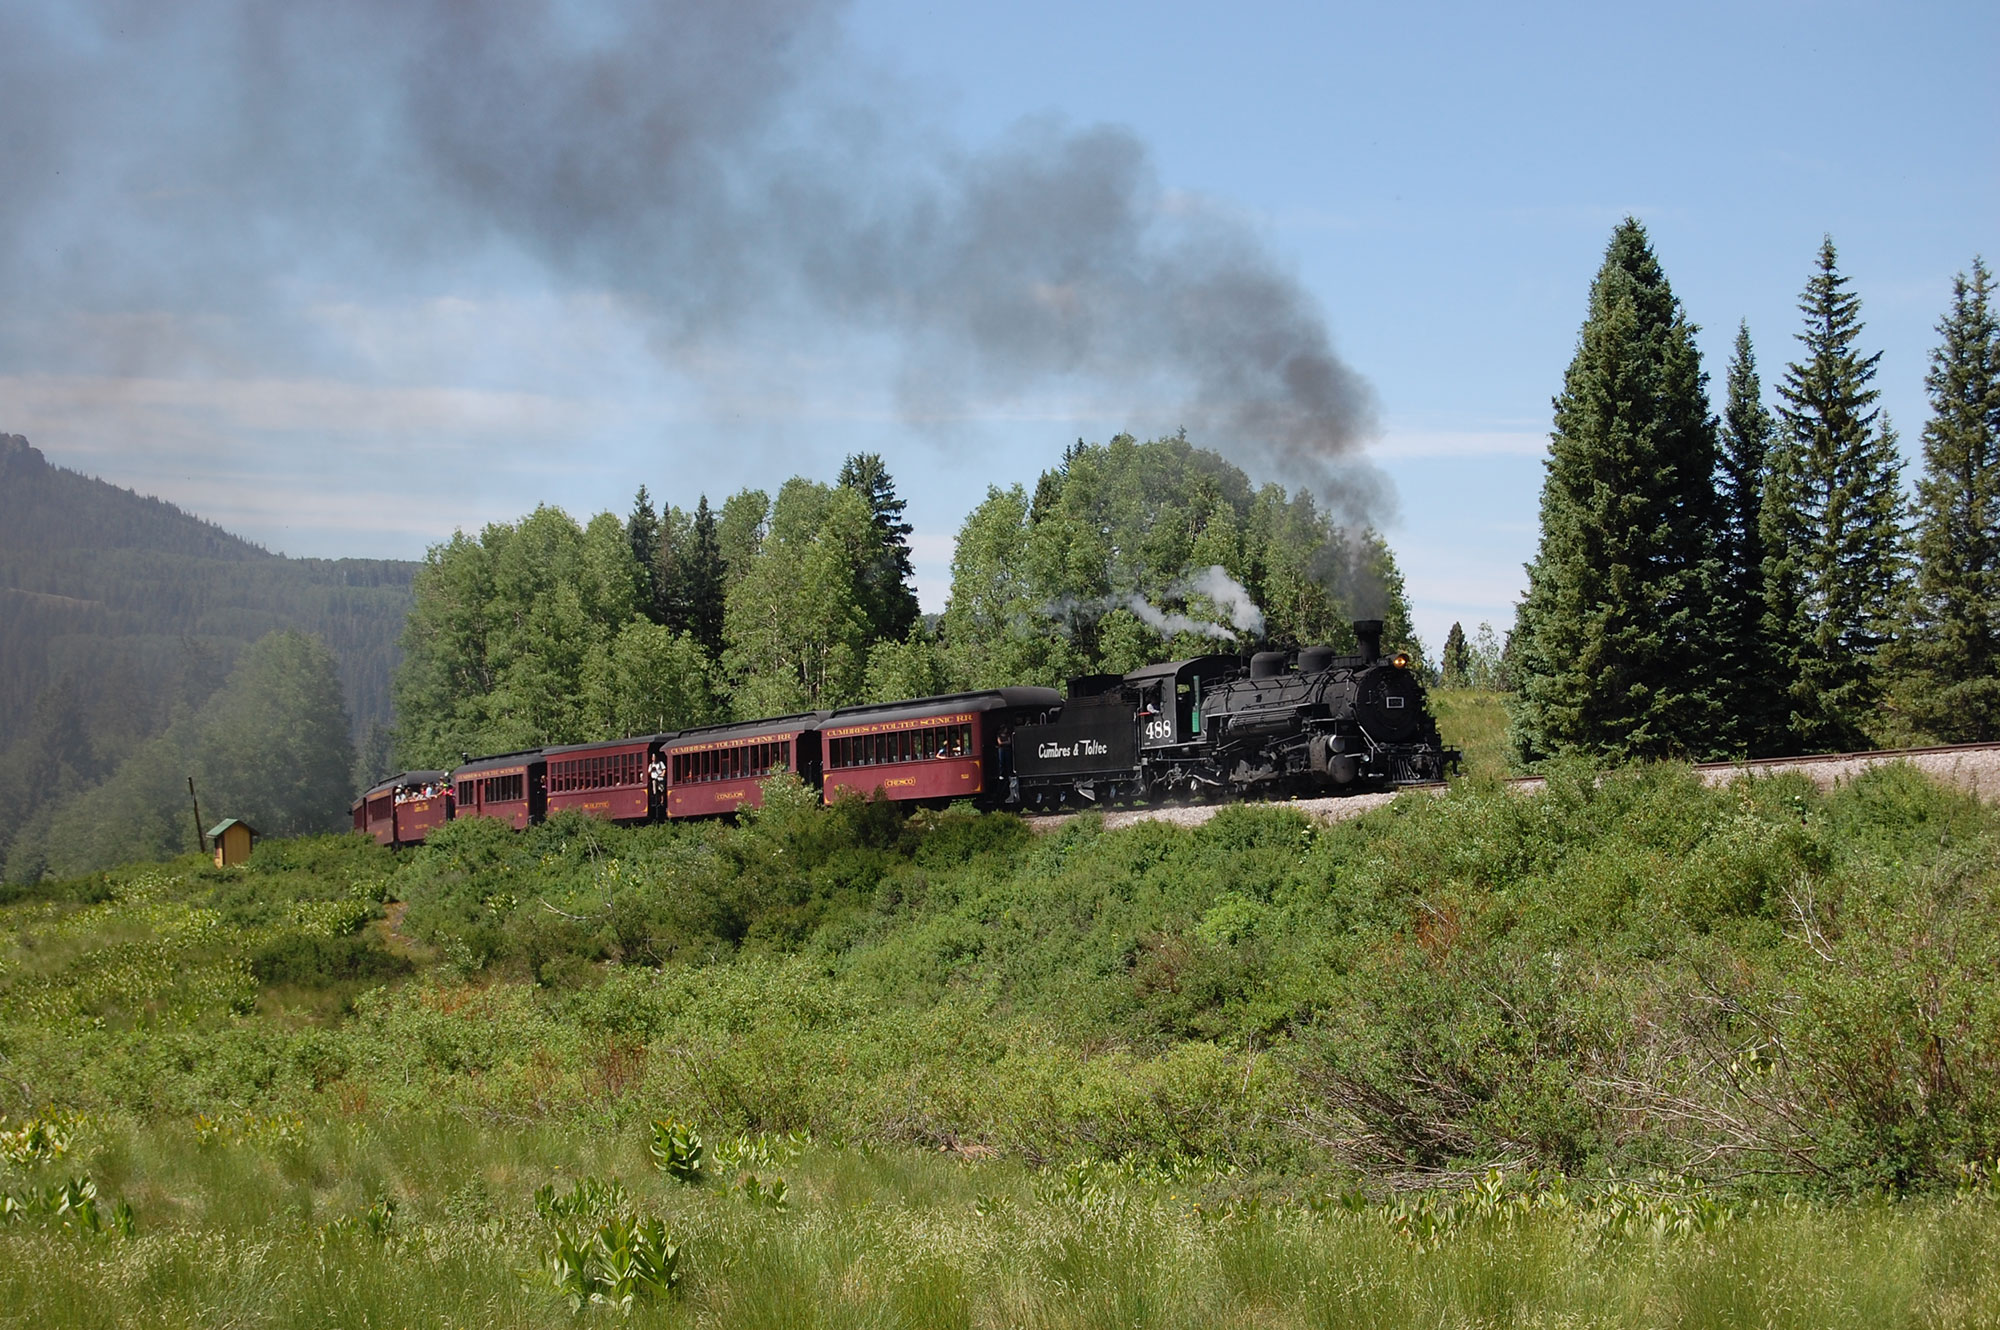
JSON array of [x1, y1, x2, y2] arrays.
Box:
[[249, 932, 411, 988]]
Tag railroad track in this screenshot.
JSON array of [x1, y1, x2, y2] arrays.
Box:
[[1026, 740, 2000, 834]]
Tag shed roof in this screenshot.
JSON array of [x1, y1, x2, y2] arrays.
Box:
[[206, 818, 257, 838]]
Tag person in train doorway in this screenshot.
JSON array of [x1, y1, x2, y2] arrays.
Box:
[[648, 755, 667, 818], [996, 724, 1019, 803]]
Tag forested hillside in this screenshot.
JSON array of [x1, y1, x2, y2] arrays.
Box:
[[0, 435, 412, 750], [0, 434, 414, 877]]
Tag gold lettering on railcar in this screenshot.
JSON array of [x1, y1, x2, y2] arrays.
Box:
[[825, 711, 975, 739], [672, 735, 798, 756]]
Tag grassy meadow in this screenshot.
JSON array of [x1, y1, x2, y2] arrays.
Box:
[[4, 724, 2000, 1324], [1428, 688, 1514, 779]]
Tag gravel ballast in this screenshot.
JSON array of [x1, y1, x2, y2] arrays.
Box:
[[1025, 742, 2000, 835]]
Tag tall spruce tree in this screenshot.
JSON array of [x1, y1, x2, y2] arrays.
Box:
[[1898, 258, 2000, 739], [650, 504, 688, 630], [1509, 220, 1725, 763], [1440, 621, 1471, 688], [837, 452, 921, 644], [626, 486, 661, 624], [684, 496, 727, 657], [1715, 323, 1785, 753], [1763, 237, 1907, 753]]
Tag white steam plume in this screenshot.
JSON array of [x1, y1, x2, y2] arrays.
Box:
[[1048, 565, 1267, 645], [1180, 565, 1265, 637]]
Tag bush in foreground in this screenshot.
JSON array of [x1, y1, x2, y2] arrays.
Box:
[[1, 764, 1996, 1195]]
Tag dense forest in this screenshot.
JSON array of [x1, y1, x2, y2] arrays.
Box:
[[392, 433, 1420, 769], [0, 435, 413, 876]]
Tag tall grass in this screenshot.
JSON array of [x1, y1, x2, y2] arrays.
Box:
[[2, 1116, 1996, 1329]]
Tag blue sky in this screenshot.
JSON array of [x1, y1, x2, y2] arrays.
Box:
[[3, 0, 1993, 651]]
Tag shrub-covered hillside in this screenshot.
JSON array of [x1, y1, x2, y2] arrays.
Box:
[[5, 763, 1997, 1195]]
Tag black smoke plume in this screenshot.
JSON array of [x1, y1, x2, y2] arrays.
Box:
[[1, 1, 1384, 522]]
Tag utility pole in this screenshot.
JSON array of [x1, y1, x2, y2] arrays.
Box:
[[187, 776, 206, 853]]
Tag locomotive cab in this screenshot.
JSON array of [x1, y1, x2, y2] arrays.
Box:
[[1123, 656, 1237, 749]]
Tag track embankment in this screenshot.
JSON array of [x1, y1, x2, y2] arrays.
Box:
[[1025, 741, 2000, 834]]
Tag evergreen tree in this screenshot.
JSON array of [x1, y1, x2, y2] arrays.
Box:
[[1715, 323, 1785, 753], [1764, 237, 1907, 753], [651, 502, 691, 632], [1509, 220, 1725, 764], [683, 496, 727, 657], [837, 452, 921, 644], [626, 486, 661, 623], [1898, 258, 2000, 740], [1440, 622, 1471, 688], [0, 676, 102, 870], [351, 720, 395, 793]]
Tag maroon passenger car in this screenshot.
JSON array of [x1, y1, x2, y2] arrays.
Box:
[[451, 750, 546, 830], [820, 688, 1061, 808], [663, 714, 827, 819], [543, 735, 668, 823], [351, 770, 452, 847]]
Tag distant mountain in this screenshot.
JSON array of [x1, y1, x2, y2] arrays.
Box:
[[0, 433, 416, 757]]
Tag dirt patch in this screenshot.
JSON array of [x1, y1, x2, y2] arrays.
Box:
[[376, 899, 424, 962]]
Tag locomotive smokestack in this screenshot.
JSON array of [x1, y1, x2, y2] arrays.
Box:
[[1353, 620, 1383, 664]]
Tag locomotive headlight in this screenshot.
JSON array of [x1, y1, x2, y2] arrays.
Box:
[[1391, 652, 1410, 669]]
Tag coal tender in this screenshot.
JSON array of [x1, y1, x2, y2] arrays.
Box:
[[1010, 620, 1456, 810]]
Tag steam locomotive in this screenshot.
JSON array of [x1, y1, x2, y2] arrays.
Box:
[[1010, 618, 1453, 809], [352, 619, 1455, 847]]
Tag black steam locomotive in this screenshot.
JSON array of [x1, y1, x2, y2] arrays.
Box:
[[1010, 619, 1455, 810]]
